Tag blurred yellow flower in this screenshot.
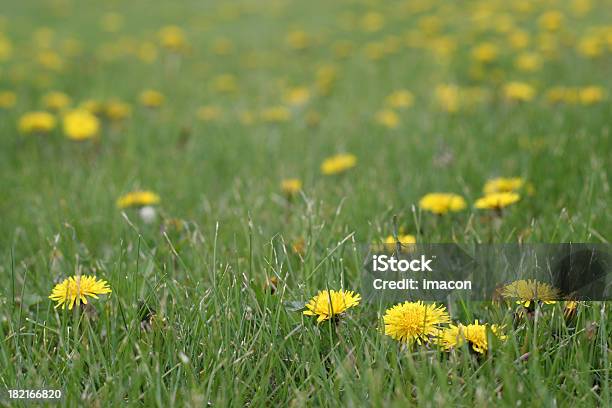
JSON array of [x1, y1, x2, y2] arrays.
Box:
[[158, 25, 187, 51], [361, 12, 384, 32], [515, 52, 542, 72], [438, 321, 506, 354], [475, 192, 520, 210], [435, 84, 460, 112], [579, 86, 605, 105], [375, 109, 399, 129], [18, 111, 56, 134], [63, 109, 100, 140], [538, 11, 564, 31], [0, 34, 12, 61], [139, 89, 165, 108], [385, 90, 414, 109], [281, 178, 302, 196], [483, 177, 524, 194], [117, 191, 161, 209], [42, 91, 71, 111], [383, 234, 416, 245], [419, 193, 466, 215], [105, 100, 132, 121], [320, 153, 357, 175], [383, 301, 450, 344], [285, 30, 310, 50], [49, 275, 112, 310], [503, 82, 535, 102], [303, 290, 361, 322], [471, 42, 498, 63], [284, 87, 310, 106], [37, 51, 64, 71], [0, 90, 16, 108], [261, 106, 291, 123]]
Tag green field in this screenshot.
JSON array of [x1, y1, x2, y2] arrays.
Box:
[[1, 0, 611, 406]]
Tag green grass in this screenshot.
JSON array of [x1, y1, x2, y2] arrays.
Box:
[[0, 0, 611, 406]]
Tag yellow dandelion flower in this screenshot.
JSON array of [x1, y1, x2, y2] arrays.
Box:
[[320, 153, 357, 175], [361, 12, 384, 33], [579, 86, 605, 105], [42, 91, 71, 111], [483, 177, 524, 194], [383, 234, 416, 245], [284, 87, 311, 106], [385, 90, 414, 109], [515, 52, 542, 72], [281, 178, 302, 196], [471, 42, 498, 63], [261, 106, 291, 123], [116, 191, 161, 209], [474, 192, 520, 210], [538, 11, 564, 32], [139, 89, 165, 108], [303, 290, 361, 322], [501, 279, 560, 307], [435, 84, 460, 113], [418, 193, 467, 215], [383, 301, 450, 344], [49, 275, 112, 310], [105, 100, 132, 121], [0, 90, 16, 108], [375, 109, 400, 129], [18, 111, 56, 134], [438, 321, 506, 354], [158, 25, 187, 52], [503, 82, 536, 102], [63, 109, 100, 140], [285, 30, 310, 50]]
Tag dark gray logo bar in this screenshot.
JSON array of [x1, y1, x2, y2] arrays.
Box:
[[362, 244, 611, 302]]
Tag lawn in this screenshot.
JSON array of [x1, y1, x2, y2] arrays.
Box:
[[0, 0, 610, 406]]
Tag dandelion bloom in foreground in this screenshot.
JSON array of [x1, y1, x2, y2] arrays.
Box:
[[320, 153, 357, 175], [419, 193, 466, 215], [383, 301, 450, 344], [483, 177, 524, 194], [116, 191, 161, 209], [501, 279, 559, 307], [303, 290, 361, 322], [63, 109, 100, 140], [49, 275, 112, 310], [18, 111, 56, 134], [475, 192, 520, 210], [438, 321, 506, 354], [281, 178, 302, 196]]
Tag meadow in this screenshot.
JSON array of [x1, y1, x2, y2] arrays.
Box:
[[0, 0, 611, 406]]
